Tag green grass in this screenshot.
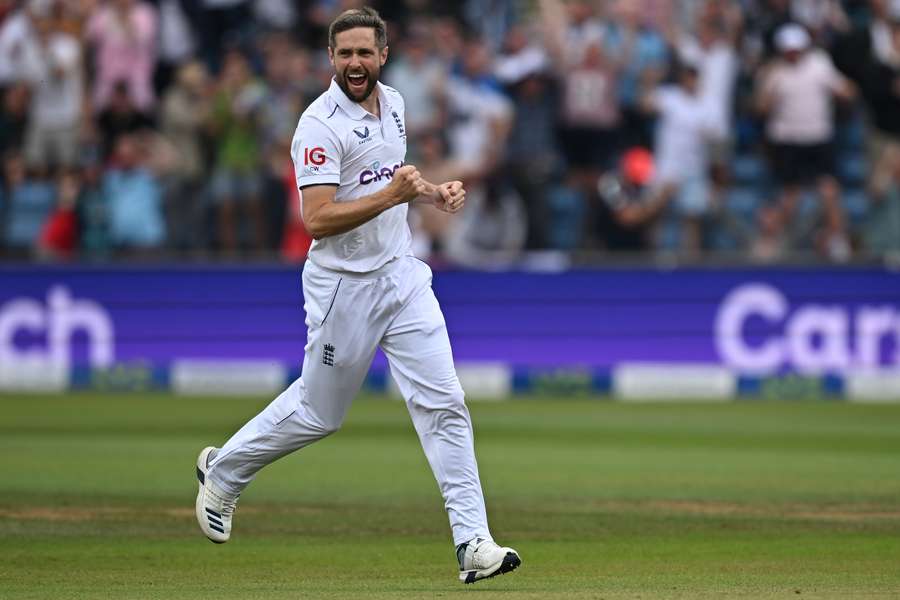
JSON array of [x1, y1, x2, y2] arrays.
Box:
[[1, 394, 899, 599]]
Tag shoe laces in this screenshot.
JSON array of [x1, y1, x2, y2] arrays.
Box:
[[208, 485, 239, 517], [464, 538, 501, 569], [474, 539, 500, 556]]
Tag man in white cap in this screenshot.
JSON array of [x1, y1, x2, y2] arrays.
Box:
[[756, 23, 856, 260]]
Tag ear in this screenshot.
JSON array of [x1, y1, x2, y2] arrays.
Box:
[[380, 45, 389, 67], [328, 46, 335, 67]]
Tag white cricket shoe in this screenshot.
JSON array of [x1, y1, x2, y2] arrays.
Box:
[[195, 446, 239, 543], [457, 537, 522, 584]]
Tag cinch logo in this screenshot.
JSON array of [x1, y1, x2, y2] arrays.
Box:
[[715, 283, 900, 375], [359, 161, 404, 185], [304, 147, 326, 166], [0, 286, 115, 373]]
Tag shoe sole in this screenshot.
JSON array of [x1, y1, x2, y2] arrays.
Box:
[[460, 551, 522, 584], [195, 446, 227, 544]]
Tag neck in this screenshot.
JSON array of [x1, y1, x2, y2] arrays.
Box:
[[359, 90, 380, 118]]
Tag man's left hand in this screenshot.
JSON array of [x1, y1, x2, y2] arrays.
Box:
[[434, 181, 465, 213]]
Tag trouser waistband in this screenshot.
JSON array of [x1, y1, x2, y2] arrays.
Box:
[[305, 255, 408, 280]]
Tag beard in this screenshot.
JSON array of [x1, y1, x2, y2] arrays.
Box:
[[336, 64, 380, 103]]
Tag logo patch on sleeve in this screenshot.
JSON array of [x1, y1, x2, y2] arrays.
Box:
[[304, 147, 326, 166]]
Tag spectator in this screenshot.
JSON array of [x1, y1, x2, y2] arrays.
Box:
[[208, 47, 266, 253], [160, 61, 211, 251], [605, 0, 669, 148], [595, 146, 672, 251], [831, 0, 891, 85], [750, 203, 787, 261], [384, 23, 447, 159], [258, 32, 303, 154], [38, 168, 79, 260], [443, 177, 528, 269], [259, 35, 311, 253], [496, 25, 560, 249], [181, 0, 253, 73], [558, 41, 622, 179], [407, 129, 466, 259], [789, 0, 850, 42], [0, 83, 29, 157], [76, 158, 112, 258], [851, 1, 900, 255], [431, 15, 465, 68], [542, 0, 624, 184], [837, 1, 900, 200], [22, 14, 83, 171], [2, 150, 56, 254], [0, 0, 43, 85], [253, 0, 298, 32], [556, 0, 605, 62], [443, 38, 513, 180], [85, 0, 158, 113], [96, 80, 155, 160], [673, 1, 741, 214], [755, 23, 855, 260], [747, 0, 794, 57], [155, 0, 196, 93], [641, 61, 716, 254], [673, 1, 740, 152], [287, 42, 324, 108], [437, 37, 517, 262], [102, 133, 166, 251]]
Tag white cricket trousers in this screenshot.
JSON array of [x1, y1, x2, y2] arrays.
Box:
[[207, 255, 492, 546]]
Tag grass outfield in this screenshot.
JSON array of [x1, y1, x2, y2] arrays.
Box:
[[1, 394, 899, 599]]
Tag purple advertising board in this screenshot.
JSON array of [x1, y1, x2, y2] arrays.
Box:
[[0, 264, 898, 384]]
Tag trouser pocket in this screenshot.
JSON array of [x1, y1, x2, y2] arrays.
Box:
[[302, 265, 343, 328]]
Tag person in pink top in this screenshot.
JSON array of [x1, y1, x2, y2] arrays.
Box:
[[85, 0, 158, 113]]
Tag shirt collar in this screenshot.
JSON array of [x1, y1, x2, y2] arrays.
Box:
[[327, 78, 391, 121]]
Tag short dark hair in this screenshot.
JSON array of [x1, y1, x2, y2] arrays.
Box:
[[328, 7, 387, 50]]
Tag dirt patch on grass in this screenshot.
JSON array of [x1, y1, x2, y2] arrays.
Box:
[[0, 504, 328, 522], [595, 499, 900, 522], [0, 506, 134, 522], [2, 500, 898, 525]]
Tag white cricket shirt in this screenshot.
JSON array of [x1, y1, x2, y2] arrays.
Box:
[[762, 50, 843, 144], [291, 79, 410, 273]]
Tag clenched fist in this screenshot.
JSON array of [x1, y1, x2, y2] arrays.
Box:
[[386, 165, 428, 204], [434, 180, 465, 214]]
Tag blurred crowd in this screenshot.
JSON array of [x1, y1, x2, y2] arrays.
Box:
[[1, 0, 900, 265]]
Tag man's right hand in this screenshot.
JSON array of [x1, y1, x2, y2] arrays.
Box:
[[386, 165, 428, 204]]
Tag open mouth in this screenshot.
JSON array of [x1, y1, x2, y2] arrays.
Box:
[[347, 72, 367, 92]]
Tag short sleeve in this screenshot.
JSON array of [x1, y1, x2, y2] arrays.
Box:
[[816, 52, 844, 93], [291, 115, 343, 189]]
